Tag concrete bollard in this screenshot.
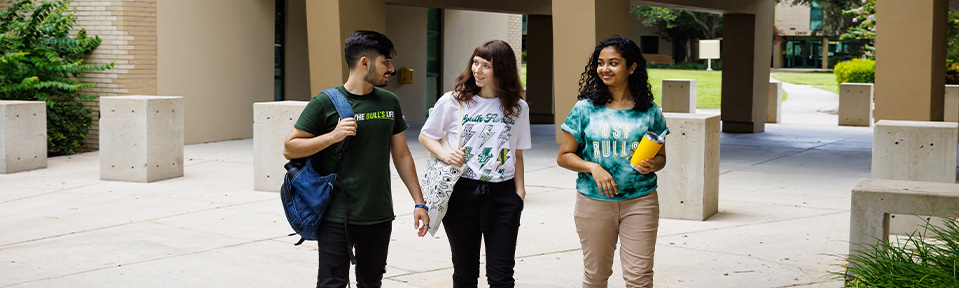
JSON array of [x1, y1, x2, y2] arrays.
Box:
[[873, 120, 958, 182], [946, 85, 959, 122], [1, 101, 47, 173], [99, 96, 184, 182], [872, 120, 959, 234], [659, 113, 720, 220], [838, 83, 873, 127], [661, 79, 696, 113], [766, 81, 782, 123], [253, 101, 308, 192]]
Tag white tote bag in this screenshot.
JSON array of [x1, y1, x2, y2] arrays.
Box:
[[421, 102, 464, 236]]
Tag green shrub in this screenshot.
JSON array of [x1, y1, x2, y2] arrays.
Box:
[[833, 217, 959, 287], [828, 55, 855, 69], [648, 60, 722, 71], [947, 62, 959, 85], [0, 0, 113, 155], [46, 98, 90, 155], [834, 58, 875, 84]]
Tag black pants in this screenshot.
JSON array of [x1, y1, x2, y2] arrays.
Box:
[[443, 178, 524, 288], [316, 220, 392, 288]]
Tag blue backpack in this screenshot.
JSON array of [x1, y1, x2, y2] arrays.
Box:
[[281, 88, 353, 246]]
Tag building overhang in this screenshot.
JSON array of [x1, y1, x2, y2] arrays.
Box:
[[633, 0, 763, 14], [386, 0, 551, 15]]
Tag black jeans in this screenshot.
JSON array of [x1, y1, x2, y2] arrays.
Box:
[[316, 220, 392, 288], [443, 178, 524, 288]]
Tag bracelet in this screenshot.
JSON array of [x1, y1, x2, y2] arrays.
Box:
[[414, 204, 429, 211]]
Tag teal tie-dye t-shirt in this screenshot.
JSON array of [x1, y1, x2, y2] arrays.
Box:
[[560, 99, 667, 201]]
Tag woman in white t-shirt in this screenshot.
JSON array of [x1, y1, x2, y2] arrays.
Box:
[[419, 39, 531, 288]]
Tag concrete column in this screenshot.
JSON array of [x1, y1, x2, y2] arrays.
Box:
[[821, 37, 829, 69], [766, 81, 782, 123], [659, 113, 721, 221], [253, 101, 308, 192], [839, 83, 874, 127], [945, 85, 959, 122], [527, 15, 554, 124], [99, 96, 184, 183], [875, 0, 948, 122], [442, 10, 513, 93], [662, 79, 697, 113], [0, 101, 46, 174], [305, 0, 386, 96], [156, 0, 273, 145], [720, 6, 774, 133], [283, 0, 313, 102], [552, 0, 629, 143], [385, 4, 428, 122], [772, 41, 783, 68]]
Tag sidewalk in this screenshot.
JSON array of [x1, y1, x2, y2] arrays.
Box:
[[0, 114, 871, 287], [779, 82, 840, 126]]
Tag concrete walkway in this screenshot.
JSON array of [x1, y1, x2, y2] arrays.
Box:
[[779, 82, 840, 126], [0, 87, 870, 287]]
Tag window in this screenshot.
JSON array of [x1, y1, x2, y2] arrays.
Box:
[[640, 36, 659, 54], [274, 0, 285, 101], [425, 8, 442, 113], [809, 2, 823, 31]]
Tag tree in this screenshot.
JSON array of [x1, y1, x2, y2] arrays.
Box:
[[946, 11, 959, 84], [780, 0, 861, 36], [0, 0, 114, 155], [841, 0, 959, 83], [630, 5, 722, 63], [947, 11, 959, 64], [840, 0, 875, 59]]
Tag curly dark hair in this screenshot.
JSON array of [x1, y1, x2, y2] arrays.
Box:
[[453, 40, 525, 118], [577, 35, 654, 111]]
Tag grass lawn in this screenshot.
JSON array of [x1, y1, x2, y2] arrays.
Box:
[[648, 68, 723, 109], [523, 67, 791, 109], [520, 63, 527, 87], [771, 72, 839, 94]]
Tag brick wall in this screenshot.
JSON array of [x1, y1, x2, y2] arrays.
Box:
[[508, 14, 523, 75], [0, 0, 158, 151], [74, 0, 158, 150]]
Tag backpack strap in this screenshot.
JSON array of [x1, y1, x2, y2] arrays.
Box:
[[323, 88, 354, 153], [321, 87, 357, 265]]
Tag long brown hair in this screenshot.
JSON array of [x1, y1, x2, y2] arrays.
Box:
[[453, 40, 525, 118]]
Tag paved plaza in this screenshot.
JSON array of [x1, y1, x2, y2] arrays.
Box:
[[1, 82, 877, 287]]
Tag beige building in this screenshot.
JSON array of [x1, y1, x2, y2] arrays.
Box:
[[628, 1, 853, 70], [772, 1, 854, 69], [1, 0, 952, 150], [1, 0, 525, 149]]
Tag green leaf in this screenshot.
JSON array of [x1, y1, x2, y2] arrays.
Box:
[[0, 0, 109, 155]]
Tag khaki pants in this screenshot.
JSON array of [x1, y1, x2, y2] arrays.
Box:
[[574, 191, 659, 288]]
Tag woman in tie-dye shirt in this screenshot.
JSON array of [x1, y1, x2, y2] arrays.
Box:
[[557, 35, 668, 288]]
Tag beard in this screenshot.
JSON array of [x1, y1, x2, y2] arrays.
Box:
[[364, 66, 389, 87]]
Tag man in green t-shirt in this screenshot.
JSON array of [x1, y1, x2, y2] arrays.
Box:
[[283, 30, 429, 288]]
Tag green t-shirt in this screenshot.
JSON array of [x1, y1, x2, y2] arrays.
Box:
[[293, 85, 409, 225], [560, 99, 667, 201]]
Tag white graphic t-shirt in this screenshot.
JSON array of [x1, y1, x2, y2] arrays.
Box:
[[420, 91, 532, 183]]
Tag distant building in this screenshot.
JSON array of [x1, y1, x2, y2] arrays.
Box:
[[773, 1, 859, 69]]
